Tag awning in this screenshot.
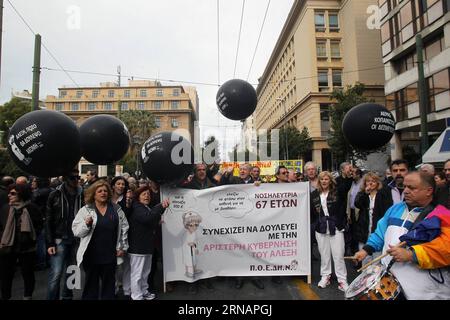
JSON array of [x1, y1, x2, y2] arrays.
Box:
[[422, 128, 450, 163]]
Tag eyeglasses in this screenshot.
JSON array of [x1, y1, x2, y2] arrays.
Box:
[[279, 172, 288, 175], [68, 175, 80, 180], [8, 191, 18, 196], [188, 223, 199, 227]]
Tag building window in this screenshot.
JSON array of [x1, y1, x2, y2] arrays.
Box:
[[155, 117, 161, 128], [425, 34, 444, 60], [156, 89, 163, 97], [104, 102, 113, 110], [55, 103, 63, 111], [315, 12, 326, 32], [71, 103, 80, 111], [318, 70, 328, 88], [380, 0, 389, 18], [88, 102, 96, 111], [124, 89, 130, 98], [385, 93, 396, 111], [428, 68, 450, 112], [397, 90, 408, 121], [92, 90, 99, 98], [406, 82, 418, 105], [171, 101, 179, 109], [330, 41, 341, 58], [171, 118, 179, 128], [153, 101, 162, 109], [140, 89, 147, 97], [173, 88, 180, 96], [316, 40, 327, 58], [332, 70, 342, 87], [59, 91, 67, 98], [108, 90, 114, 98], [320, 104, 330, 137], [76, 90, 83, 98], [329, 13, 339, 31], [120, 102, 129, 110], [137, 101, 145, 110]]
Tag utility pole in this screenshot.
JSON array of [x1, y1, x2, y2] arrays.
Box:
[[284, 99, 289, 160], [276, 97, 289, 160], [32, 34, 41, 111], [416, 34, 429, 156], [0, 0, 4, 87], [117, 65, 121, 86], [117, 65, 121, 116]]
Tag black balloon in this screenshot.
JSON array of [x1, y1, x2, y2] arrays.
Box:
[[7, 110, 81, 177], [141, 131, 193, 185], [216, 79, 257, 120], [79, 115, 130, 165], [342, 103, 395, 150]]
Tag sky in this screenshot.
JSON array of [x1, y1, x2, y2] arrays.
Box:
[[1, 0, 294, 160]]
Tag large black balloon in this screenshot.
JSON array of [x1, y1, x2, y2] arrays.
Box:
[[7, 110, 81, 177], [216, 79, 257, 120], [342, 103, 395, 150], [141, 131, 193, 185], [80, 115, 130, 165]]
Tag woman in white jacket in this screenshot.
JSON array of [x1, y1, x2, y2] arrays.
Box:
[[72, 180, 128, 300]]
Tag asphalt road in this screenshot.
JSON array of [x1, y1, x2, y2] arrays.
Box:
[[8, 245, 360, 301]]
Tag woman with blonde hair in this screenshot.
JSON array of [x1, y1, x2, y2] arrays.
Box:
[[354, 172, 392, 264], [310, 171, 348, 292], [72, 180, 129, 300]]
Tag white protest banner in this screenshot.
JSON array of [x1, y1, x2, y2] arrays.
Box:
[[161, 182, 310, 283]]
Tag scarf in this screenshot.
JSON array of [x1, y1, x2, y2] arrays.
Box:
[[0, 201, 36, 249]]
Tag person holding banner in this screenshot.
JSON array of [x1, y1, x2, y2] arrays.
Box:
[[310, 171, 348, 292], [183, 163, 216, 294], [251, 166, 262, 182], [219, 163, 265, 290], [125, 186, 169, 300]]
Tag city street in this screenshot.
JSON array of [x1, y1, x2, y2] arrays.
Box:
[[9, 245, 360, 301]]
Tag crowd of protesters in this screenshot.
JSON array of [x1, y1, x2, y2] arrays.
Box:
[[0, 158, 449, 300]]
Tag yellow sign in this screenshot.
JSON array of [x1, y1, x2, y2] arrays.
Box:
[[221, 160, 303, 176]]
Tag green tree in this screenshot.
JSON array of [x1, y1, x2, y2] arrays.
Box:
[[228, 144, 258, 162], [202, 135, 220, 164], [118, 110, 156, 148], [117, 110, 156, 176], [279, 126, 313, 160], [0, 97, 31, 145], [328, 83, 384, 164], [0, 98, 32, 176], [0, 149, 27, 177]]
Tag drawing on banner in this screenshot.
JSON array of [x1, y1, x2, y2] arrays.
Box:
[[182, 211, 203, 278], [290, 259, 298, 271]]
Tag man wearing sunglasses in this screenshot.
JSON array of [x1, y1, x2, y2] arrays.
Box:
[[45, 168, 84, 300], [275, 166, 289, 183]]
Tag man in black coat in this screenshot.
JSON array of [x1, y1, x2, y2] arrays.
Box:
[[45, 168, 84, 300]]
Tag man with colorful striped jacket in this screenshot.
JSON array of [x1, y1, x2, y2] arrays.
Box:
[[354, 171, 450, 300]]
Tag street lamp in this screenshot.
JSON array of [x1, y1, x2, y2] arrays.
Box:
[[276, 97, 289, 160]]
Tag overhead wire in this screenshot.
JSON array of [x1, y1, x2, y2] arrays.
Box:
[[233, 0, 246, 78], [42, 64, 391, 88], [6, 0, 80, 88], [246, 0, 271, 81]]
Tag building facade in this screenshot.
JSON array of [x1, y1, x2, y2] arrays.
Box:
[[255, 0, 385, 170], [45, 80, 199, 142], [380, 0, 450, 161]]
